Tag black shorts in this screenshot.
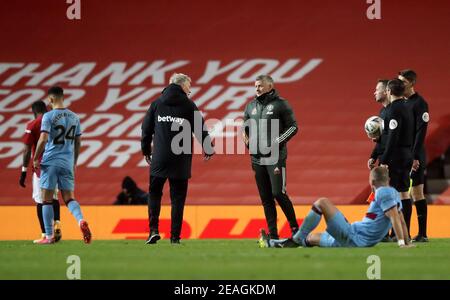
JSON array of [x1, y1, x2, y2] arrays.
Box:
[[411, 149, 426, 186], [410, 165, 425, 186], [389, 167, 411, 192], [388, 156, 413, 193]]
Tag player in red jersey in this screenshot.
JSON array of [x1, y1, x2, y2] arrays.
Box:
[[20, 100, 62, 243]]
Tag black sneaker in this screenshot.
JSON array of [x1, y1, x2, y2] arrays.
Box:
[[412, 235, 429, 243], [170, 238, 180, 244], [278, 238, 301, 248], [145, 231, 161, 244]]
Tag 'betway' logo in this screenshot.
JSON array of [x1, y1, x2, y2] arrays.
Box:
[[157, 115, 185, 125]]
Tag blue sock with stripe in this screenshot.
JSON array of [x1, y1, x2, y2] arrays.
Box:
[[42, 204, 54, 238], [67, 199, 83, 224], [293, 205, 322, 246]]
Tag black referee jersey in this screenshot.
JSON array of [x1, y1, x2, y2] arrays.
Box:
[[404, 92, 429, 163], [379, 99, 415, 165], [370, 105, 389, 161]]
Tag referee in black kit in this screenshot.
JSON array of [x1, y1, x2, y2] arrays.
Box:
[[367, 79, 398, 242], [141, 73, 214, 244], [368, 79, 390, 170], [398, 69, 430, 242], [242, 75, 299, 240], [379, 78, 415, 239]]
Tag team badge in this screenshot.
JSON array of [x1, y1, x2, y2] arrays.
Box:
[[422, 112, 430, 122], [251, 108, 257, 115], [266, 104, 273, 111], [389, 119, 398, 130]]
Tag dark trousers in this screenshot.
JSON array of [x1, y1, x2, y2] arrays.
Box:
[[148, 176, 188, 240], [252, 162, 298, 239]]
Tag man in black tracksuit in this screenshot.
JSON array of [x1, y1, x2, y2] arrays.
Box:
[[399, 69, 430, 242], [379, 79, 415, 239], [368, 79, 390, 170], [242, 75, 299, 239], [141, 73, 214, 244]]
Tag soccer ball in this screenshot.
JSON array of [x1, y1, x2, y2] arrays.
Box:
[[364, 116, 383, 139]]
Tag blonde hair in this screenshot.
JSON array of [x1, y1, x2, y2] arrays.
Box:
[[371, 166, 389, 185], [170, 73, 191, 86]]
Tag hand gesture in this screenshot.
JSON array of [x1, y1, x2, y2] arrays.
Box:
[[204, 151, 215, 161], [33, 159, 40, 170], [242, 131, 249, 147], [367, 158, 376, 170], [19, 171, 27, 188], [411, 160, 420, 172]]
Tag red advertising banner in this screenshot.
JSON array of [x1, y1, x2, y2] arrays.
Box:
[[1, 1, 449, 205]]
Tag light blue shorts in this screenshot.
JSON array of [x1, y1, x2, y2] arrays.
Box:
[[40, 165, 74, 191], [319, 211, 358, 247]]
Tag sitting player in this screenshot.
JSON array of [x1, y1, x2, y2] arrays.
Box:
[[259, 167, 413, 248]]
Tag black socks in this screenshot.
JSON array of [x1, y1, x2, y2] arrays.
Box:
[[401, 199, 412, 238], [415, 199, 428, 237]]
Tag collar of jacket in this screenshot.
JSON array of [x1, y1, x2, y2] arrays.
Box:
[[160, 83, 189, 106], [256, 89, 278, 105], [407, 92, 419, 100], [162, 83, 186, 95]]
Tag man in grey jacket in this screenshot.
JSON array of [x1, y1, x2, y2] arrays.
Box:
[[242, 75, 299, 239]]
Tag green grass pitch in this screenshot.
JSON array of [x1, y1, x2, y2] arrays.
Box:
[[1, 239, 450, 280]]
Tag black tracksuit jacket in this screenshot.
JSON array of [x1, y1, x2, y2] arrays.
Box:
[[141, 84, 213, 179], [243, 89, 298, 165]]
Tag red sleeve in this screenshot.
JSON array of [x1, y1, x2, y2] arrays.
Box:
[[23, 121, 35, 145]]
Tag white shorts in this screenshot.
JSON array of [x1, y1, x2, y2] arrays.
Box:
[[32, 173, 58, 204]]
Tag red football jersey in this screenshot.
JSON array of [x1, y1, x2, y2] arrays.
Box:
[[23, 115, 43, 177]]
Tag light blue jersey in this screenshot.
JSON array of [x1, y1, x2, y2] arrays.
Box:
[[351, 186, 402, 246], [40, 108, 82, 170]]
